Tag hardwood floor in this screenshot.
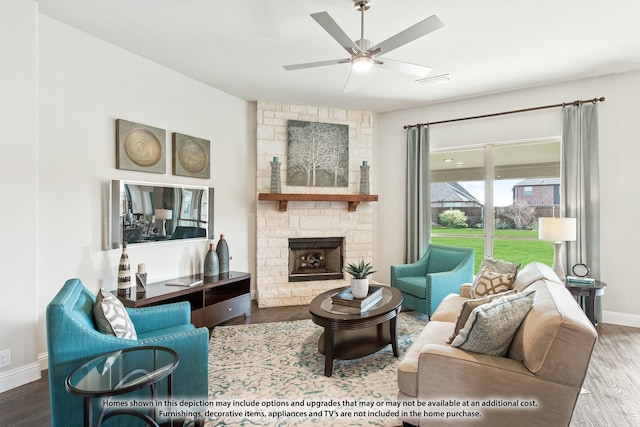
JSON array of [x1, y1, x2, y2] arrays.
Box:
[[571, 323, 640, 427], [1, 302, 638, 427]]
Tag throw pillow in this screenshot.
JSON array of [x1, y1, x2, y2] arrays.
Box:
[[93, 288, 137, 339], [446, 290, 517, 344], [450, 290, 536, 356], [480, 257, 521, 276], [470, 267, 515, 298]]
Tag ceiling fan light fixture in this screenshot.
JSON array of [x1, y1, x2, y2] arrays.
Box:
[[416, 73, 450, 87], [352, 55, 374, 73]]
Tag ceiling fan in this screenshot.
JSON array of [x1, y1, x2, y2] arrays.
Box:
[[283, 0, 444, 92]]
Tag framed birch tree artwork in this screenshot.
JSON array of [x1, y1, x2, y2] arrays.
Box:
[[287, 120, 349, 187]]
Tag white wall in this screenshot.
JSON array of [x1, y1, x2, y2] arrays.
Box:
[[1, 6, 255, 392], [376, 71, 640, 326], [0, 0, 39, 391], [36, 14, 256, 346]]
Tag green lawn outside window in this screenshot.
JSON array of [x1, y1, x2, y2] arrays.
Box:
[[431, 228, 554, 274]]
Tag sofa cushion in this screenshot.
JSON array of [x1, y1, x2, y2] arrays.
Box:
[[480, 257, 521, 276], [512, 262, 560, 292], [451, 290, 535, 356], [470, 267, 515, 298], [93, 289, 137, 339], [507, 281, 598, 386], [447, 290, 517, 344], [397, 320, 453, 397], [430, 294, 468, 322]]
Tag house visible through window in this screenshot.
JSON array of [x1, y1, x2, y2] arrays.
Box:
[[430, 139, 560, 272]]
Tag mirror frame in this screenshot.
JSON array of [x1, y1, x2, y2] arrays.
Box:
[[108, 179, 214, 249]]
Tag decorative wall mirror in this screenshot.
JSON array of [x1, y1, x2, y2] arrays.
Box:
[[108, 180, 214, 249]]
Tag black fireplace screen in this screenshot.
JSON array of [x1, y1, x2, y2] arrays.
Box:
[[288, 237, 344, 282]]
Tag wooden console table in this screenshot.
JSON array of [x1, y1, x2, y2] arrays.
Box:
[[116, 271, 251, 328]]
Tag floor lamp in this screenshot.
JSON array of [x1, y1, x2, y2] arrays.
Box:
[[538, 217, 576, 281]]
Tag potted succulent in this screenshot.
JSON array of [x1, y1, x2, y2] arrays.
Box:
[[345, 260, 376, 298]]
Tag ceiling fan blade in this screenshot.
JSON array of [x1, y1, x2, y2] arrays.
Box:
[[283, 58, 350, 71], [342, 70, 363, 93], [367, 15, 444, 56], [311, 11, 362, 55], [377, 58, 433, 77]]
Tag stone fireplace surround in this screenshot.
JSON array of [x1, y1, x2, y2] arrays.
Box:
[[256, 102, 375, 308]]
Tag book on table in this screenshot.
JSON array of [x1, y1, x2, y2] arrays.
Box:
[[566, 276, 596, 286], [165, 279, 204, 287], [331, 286, 383, 309]]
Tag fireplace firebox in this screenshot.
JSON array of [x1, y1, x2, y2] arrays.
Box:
[[288, 237, 344, 282]]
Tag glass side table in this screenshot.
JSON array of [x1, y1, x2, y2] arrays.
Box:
[[65, 346, 179, 427]]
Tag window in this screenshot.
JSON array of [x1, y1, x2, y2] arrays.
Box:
[[430, 140, 560, 273]]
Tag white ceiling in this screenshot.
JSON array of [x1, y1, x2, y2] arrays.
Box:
[[36, 0, 640, 113]]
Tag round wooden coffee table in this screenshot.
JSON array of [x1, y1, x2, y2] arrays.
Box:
[[309, 285, 403, 376]]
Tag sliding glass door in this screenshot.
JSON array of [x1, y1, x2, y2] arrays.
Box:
[[430, 140, 560, 273]]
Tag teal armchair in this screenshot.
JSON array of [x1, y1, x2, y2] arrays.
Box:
[[46, 278, 210, 427], [391, 244, 474, 317]]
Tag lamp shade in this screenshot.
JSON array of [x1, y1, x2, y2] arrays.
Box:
[[155, 209, 172, 220], [538, 217, 576, 242]]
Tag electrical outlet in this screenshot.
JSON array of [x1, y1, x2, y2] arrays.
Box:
[[0, 349, 10, 368]]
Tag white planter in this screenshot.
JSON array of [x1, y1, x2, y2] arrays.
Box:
[[350, 278, 370, 299]]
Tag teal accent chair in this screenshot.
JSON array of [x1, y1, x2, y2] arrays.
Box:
[[391, 245, 475, 317], [46, 278, 210, 427]]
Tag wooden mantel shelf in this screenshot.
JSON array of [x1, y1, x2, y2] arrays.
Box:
[[258, 193, 379, 212]]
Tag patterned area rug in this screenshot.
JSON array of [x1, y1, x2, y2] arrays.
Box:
[[204, 311, 428, 426]]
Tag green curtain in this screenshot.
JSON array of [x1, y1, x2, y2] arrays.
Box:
[[562, 103, 601, 321], [406, 126, 431, 263]]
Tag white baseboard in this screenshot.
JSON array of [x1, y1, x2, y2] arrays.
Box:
[[0, 361, 41, 394], [38, 351, 48, 372], [603, 310, 640, 328]]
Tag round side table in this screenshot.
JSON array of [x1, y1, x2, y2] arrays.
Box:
[[564, 280, 606, 326], [66, 346, 179, 427]]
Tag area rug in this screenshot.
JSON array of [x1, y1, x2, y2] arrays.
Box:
[[203, 311, 428, 426]]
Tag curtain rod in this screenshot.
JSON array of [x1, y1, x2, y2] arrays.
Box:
[[403, 97, 605, 129]]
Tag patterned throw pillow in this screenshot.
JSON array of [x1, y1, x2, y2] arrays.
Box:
[[451, 290, 535, 356], [470, 267, 515, 298], [480, 257, 521, 276], [93, 288, 137, 339], [447, 290, 517, 344]]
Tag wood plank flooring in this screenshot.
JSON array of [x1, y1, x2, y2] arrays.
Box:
[[0, 301, 637, 427]]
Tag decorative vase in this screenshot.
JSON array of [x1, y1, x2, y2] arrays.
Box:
[[351, 278, 370, 299], [204, 243, 220, 277], [216, 234, 230, 274], [359, 161, 370, 195], [118, 242, 132, 293], [270, 157, 282, 193]]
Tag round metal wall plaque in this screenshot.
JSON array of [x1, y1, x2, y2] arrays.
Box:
[[124, 129, 162, 167], [178, 139, 208, 173]]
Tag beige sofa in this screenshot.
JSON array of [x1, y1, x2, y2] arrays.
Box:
[[397, 262, 598, 427]]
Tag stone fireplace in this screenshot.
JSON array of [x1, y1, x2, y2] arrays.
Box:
[[255, 102, 375, 307]]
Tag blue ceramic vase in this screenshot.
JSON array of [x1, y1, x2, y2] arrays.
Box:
[[204, 243, 219, 277], [216, 234, 229, 274]]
